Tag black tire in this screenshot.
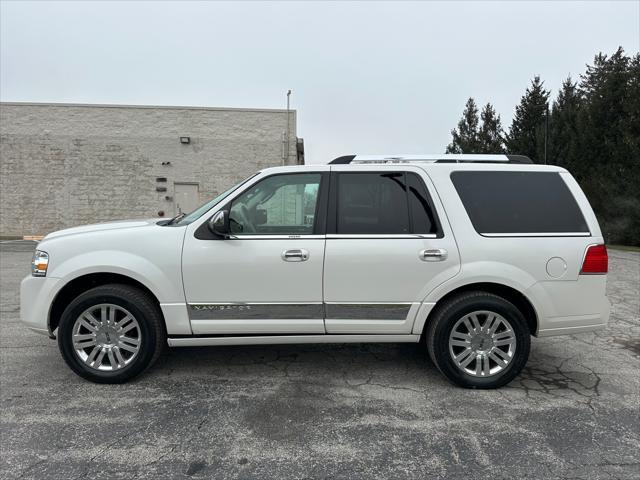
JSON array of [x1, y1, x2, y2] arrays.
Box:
[[426, 291, 530, 389], [57, 284, 165, 384]]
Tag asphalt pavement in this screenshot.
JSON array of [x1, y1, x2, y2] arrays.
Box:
[[1, 242, 638, 479]]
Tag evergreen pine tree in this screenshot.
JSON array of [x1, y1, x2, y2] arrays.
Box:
[[549, 77, 582, 170], [506, 76, 550, 162], [626, 53, 640, 155], [446, 98, 480, 153], [478, 103, 505, 153], [579, 48, 630, 166], [578, 47, 639, 244]]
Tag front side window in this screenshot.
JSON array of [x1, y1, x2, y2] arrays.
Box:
[[335, 172, 439, 235], [229, 173, 321, 235]]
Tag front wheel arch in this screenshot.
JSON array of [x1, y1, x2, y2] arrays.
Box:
[[49, 273, 164, 336], [57, 283, 166, 383]]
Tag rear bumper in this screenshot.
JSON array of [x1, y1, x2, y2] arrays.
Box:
[[527, 276, 610, 337], [537, 322, 608, 337], [20, 275, 61, 335]]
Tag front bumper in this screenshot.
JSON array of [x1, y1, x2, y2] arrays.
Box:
[[20, 275, 62, 336]]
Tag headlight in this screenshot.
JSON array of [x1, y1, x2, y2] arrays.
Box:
[[32, 250, 49, 277]]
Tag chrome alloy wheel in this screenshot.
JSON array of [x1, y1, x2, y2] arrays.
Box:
[[448, 310, 517, 377], [72, 304, 141, 371]]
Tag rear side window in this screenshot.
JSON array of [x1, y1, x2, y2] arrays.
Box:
[[335, 172, 440, 235], [337, 172, 410, 234], [451, 171, 589, 235]]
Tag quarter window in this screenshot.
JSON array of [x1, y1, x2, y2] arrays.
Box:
[[229, 173, 321, 235], [451, 171, 590, 235]]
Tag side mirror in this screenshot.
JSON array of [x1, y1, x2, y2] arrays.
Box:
[[208, 210, 229, 236]]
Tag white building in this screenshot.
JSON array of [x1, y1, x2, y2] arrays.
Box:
[[0, 102, 303, 236]]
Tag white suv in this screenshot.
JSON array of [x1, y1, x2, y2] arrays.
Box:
[[20, 154, 610, 388]]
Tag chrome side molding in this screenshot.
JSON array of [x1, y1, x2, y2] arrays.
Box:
[[189, 303, 324, 320], [324, 303, 411, 320], [188, 302, 414, 321]]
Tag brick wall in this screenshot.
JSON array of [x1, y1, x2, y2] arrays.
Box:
[[0, 102, 298, 236]]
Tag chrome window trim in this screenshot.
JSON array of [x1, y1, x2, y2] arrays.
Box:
[[481, 232, 591, 237], [226, 234, 438, 240], [228, 234, 325, 240], [326, 234, 437, 239]]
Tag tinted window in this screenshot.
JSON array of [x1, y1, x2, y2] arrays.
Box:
[[451, 171, 589, 234], [229, 173, 321, 235], [337, 172, 410, 234], [407, 173, 439, 234]]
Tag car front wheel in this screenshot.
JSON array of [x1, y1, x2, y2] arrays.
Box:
[[57, 284, 165, 383]]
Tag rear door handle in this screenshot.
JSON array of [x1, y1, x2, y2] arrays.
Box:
[[420, 248, 448, 262], [282, 249, 309, 262]]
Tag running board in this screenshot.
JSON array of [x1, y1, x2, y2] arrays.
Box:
[[167, 334, 421, 347]]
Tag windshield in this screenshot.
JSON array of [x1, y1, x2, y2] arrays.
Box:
[[174, 174, 257, 225]]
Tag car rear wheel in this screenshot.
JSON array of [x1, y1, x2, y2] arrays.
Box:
[[426, 291, 530, 389], [58, 284, 165, 383]]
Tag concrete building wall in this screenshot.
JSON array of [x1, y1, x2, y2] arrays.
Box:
[[0, 102, 299, 236]]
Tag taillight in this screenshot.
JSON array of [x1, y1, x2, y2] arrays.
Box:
[[581, 244, 608, 274]]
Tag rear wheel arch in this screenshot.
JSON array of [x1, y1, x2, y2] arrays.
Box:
[[423, 282, 538, 337], [425, 290, 531, 388], [49, 273, 164, 335]]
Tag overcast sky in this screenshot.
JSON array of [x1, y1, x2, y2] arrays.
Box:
[[1, 1, 638, 164]]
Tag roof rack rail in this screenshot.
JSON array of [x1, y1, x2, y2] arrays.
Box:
[[328, 154, 532, 165]]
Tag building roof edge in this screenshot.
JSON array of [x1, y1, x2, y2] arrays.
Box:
[[0, 101, 296, 114]]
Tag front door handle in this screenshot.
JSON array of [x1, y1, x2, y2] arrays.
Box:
[[420, 248, 448, 262], [282, 249, 310, 262]]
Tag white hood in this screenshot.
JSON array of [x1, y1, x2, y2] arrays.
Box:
[[44, 218, 161, 240]]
